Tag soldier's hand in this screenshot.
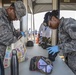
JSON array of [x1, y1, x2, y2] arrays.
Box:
[[47, 46, 59, 55], [21, 32, 26, 37]]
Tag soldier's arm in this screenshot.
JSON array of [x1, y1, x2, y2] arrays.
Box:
[[0, 23, 14, 46], [58, 24, 76, 53]]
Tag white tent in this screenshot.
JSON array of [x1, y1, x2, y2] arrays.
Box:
[[28, 0, 76, 14]]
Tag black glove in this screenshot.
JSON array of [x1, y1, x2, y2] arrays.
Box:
[[48, 52, 58, 61]]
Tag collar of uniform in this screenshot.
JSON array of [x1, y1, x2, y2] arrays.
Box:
[[58, 17, 64, 30]]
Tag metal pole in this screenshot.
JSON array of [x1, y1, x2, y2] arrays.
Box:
[[31, 13, 33, 40], [57, 0, 60, 18], [32, 1, 36, 42], [51, 0, 60, 46], [51, 0, 57, 46], [32, 14, 35, 42], [57, 0, 60, 44]]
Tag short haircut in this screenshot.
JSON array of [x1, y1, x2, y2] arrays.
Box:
[[51, 10, 59, 19]]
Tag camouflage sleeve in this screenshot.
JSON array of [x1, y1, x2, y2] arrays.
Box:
[[58, 23, 76, 53], [0, 23, 14, 46]]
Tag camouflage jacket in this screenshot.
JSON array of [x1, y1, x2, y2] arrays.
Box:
[[0, 8, 19, 46], [58, 17, 76, 73], [58, 17, 76, 53]]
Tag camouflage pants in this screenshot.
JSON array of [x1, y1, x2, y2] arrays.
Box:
[[68, 57, 76, 75], [65, 52, 76, 75], [0, 45, 6, 63], [69, 65, 76, 75]]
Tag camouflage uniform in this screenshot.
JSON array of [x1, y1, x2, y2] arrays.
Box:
[[58, 17, 76, 74], [0, 1, 26, 62], [0, 8, 15, 62]]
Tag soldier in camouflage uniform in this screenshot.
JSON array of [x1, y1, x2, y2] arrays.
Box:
[[47, 10, 76, 75], [0, 1, 26, 62]]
